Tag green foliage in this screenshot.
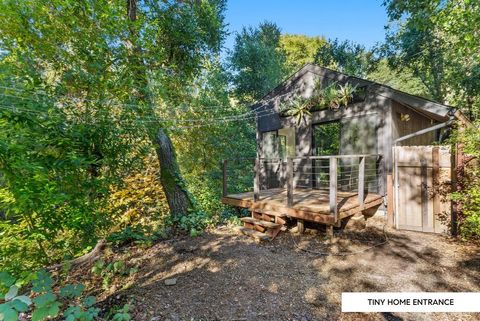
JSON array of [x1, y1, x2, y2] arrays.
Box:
[[313, 122, 341, 156], [59, 284, 85, 300], [0, 277, 32, 321], [0, 0, 227, 272], [91, 259, 137, 291], [229, 21, 287, 104], [282, 98, 312, 125], [280, 34, 327, 73], [172, 62, 256, 224], [107, 226, 152, 247], [280, 81, 358, 123], [111, 304, 131, 321], [450, 121, 480, 239], [168, 211, 214, 237], [337, 83, 358, 107], [367, 59, 428, 97], [0, 270, 119, 321], [315, 39, 377, 78], [382, 0, 480, 119], [0, 105, 125, 271]]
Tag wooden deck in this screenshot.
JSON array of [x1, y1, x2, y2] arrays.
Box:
[[222, 188, 383, 226]]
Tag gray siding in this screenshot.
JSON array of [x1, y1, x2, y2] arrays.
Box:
[[392, 101, 437, 146], [253, 64, 450, 197]]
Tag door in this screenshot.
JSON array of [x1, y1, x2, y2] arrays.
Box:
[[312, 121, 341, 189], [393, 146, 451, 233], [261, 128, 295, 189]]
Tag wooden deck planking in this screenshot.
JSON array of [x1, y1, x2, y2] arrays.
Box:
[[221, 188, 383, 224]]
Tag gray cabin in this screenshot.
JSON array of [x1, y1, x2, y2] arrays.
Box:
[[222, 64, 462, 240]]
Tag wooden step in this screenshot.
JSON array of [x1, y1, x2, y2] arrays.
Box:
[[249, 207, 287, 217], [237, 227, 271, 241], [240, 217, 281, 229]]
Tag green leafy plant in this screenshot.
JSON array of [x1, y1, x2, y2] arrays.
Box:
[[91, 260, 137, 291], [322, 84, 341, 109], [0, 270, 103, 321], [337, 83, 358, 107], [449, 121, 480, 239], [167, 210, 214, 237], [281, 98, 313, 125], [0, 272, 32, 321], [111, 304, 131, 321], [280, 81, 358, 119], [107, 226, 151, 247]]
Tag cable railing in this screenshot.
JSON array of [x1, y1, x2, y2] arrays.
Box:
[[223, 154, 384, 223]]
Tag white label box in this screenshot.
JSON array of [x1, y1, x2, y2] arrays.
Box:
[[342, 292, 480, 312]]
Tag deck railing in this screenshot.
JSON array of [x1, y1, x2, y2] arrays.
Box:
[[223, 154, 384, 220]]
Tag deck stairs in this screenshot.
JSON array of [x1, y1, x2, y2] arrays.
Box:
[[237, 208, 287, 241]]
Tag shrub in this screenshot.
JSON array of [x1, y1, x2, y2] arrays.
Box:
[[451, 120, 480, 239], [0, 270, 131, 321]]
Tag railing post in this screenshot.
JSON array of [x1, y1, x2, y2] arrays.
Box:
[[253, 158, 259, 202], [358, 156, 365, 208], [222, 159, 228, 197], [287, 157, 293, 207], [329, 157, 338, 221]]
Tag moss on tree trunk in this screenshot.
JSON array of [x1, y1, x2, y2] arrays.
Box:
[[153, 128, 195, 217]]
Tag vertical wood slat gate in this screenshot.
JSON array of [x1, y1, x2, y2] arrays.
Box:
[[393, 146, 452, 233]]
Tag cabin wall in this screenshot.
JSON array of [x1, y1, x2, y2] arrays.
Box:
[[391, 101, 437, 146], [257, 91, 386, 192]]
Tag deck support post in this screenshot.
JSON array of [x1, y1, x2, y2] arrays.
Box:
[[329, 157, 338, 222], [358, 156, 365, 209], [286, 157, 293, 207], [297, 219, 305, 234], [326, 225, 334, 240], [254, 158, 260, 202], [223, 159, 228, 197]]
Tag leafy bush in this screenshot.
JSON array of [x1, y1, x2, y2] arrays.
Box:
[[167, 210, 215, 237], [91, 259, 138, 291], [106, 156, 169, 233], [1, 270, 96, 321], [450, 121, 480, 239], [0, 270, 132, 321], [107, 226, 152, 247]]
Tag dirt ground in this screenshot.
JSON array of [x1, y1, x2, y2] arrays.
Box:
[[72, 216, 480, 321]]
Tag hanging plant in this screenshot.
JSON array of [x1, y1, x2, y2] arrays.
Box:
[[323, 84, 341, 109], [337, 83, 358, 107], [280, 81, 359, 120], [281, 97, 312, 125]]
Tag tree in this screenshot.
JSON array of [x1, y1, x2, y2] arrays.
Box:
[[315, 39, 377, 78], [0, 0, 226, 268], [368, 59, 429, 97], [382, 0, 448, 103], [382, 0, 480, 119], [123, 0, 224, 217], [229, 21, 286, 104], [172, 62, 256, 217], [280, 34, 327, 73]]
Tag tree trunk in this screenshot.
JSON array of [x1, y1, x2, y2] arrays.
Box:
[[126, 0, 196, 217], [153, 128, 194, 216]]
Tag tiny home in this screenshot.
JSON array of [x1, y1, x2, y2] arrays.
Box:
[[222, 64, 463, 240]]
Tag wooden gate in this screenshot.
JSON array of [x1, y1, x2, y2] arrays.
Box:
[[393, 146, 452, 233]]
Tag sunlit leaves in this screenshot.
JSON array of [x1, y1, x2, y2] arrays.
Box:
[[59, 284, 85, 299], [229, 21, 287, 104], [31, 270, 53, 293], [0, 272, 15, 288]]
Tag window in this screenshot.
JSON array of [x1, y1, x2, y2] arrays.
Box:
[[312, 121, 341, 156], [262, 128, 295, 160], [262, 131, 279, 159]]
